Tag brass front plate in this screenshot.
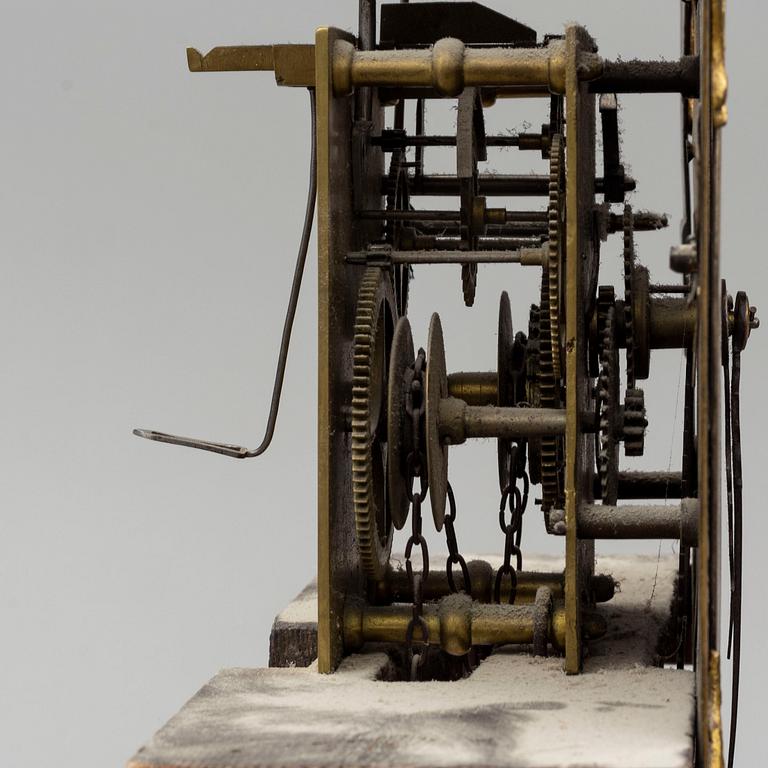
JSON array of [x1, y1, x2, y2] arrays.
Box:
[[316, 27, 385, 673], [563, 25, 597, 675]]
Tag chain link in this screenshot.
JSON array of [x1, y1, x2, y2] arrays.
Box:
[[494, 444, 529, 604], [403, 349, 429, 679], [444, 482, 471, 595]]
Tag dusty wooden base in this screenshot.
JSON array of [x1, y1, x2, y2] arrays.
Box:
[[129, 555, 694, 768]]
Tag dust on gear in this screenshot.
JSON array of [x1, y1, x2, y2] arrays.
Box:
[[620, 206, 648, 456], [623, 388, 647, 457], [351, 267, 397, 582], [535, 284, 564, 515], [623, 204, 636, 390], [525, 303, 542, 487], [596, 299, 620, 505]]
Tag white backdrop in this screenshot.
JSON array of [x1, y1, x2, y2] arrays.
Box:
[[1, 2, 765, 766]]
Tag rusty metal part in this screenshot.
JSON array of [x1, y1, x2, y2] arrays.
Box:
[[387, 318, 416, 531], [578, 499, 699, 546], [351, 268, 397, 582], [186, 44, 315, 86], [343, 594, 607, 654], [592, 471, 683, 500], [588, 55, 699, 96], [381, 172, 635, 197], [377, 560, 616, 605], [607, 210, 668, 232], [426, 314, 449, 530]]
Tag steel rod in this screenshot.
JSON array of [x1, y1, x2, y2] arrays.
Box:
[[578, 499, 699, 546], [383, 173, 636, 197], [346, 248, 545, 266]]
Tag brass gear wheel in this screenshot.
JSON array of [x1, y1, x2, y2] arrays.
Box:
[[352, 267, 397, 582], [546, 133, 565, 386], [535, 133, 566, 516]]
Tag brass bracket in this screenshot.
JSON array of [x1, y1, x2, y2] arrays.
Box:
[[186, 44, 315, 87]]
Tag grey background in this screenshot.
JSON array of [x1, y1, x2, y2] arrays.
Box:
[[1, 1, 765, 766]]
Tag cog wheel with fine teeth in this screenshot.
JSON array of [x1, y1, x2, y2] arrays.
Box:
[[597, 301, 620, 505], [351, 267, 398, 583], [546, 132, 565, 386], [623, 388, 647, 457], [623, 204, 637, 389]]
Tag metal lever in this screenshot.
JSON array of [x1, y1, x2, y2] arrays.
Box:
[[134, 88, 317, 459]]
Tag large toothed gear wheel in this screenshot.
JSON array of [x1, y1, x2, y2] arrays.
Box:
[[352, 267, 397, 582], [546, 132, 565, 386]]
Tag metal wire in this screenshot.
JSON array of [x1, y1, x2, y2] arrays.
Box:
[[133, 88, 317, 458]]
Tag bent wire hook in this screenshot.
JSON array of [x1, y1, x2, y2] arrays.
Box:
[[134, 88, 317, 459]]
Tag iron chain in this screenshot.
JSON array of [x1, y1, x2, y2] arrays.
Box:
[[403, 349, 429, 679], [444, 482, 471, 595], [494, 444, 529, 604]]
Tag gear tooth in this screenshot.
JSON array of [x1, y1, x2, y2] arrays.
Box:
[[623, 205, 638, 390], [351, 267, 398, 583], [596, 301, 619, 503]]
